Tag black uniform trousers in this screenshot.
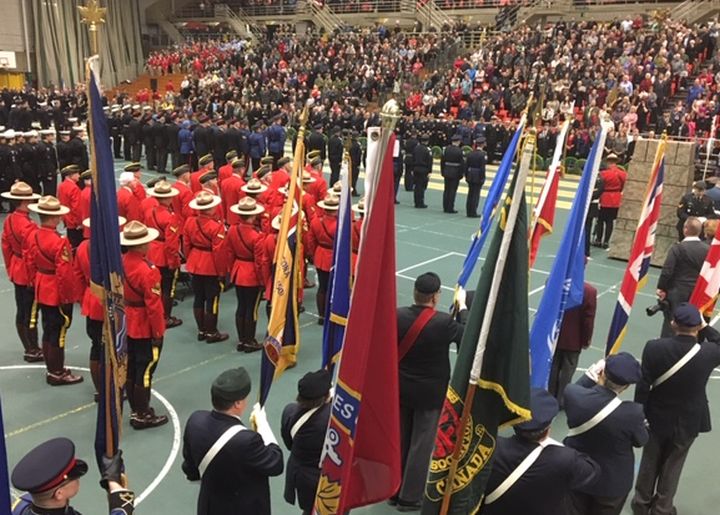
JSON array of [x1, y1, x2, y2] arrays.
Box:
[[595, 207, 619, 245], [146, 145, 157, 170], [585, 202, 600, 256], [86, 317, 103, 361], [443, 178, 460, 213], [123, 136, 132, 161], [156, 147, 168, 173], [66, 228, 83, 250], [413, 172, 429, 207], [235, 286, 262, 342], [159, 267, 179, 320], [41, 175, 57, 197], [466, 181, 483, 217], [113, 135, 122, 159], [404, 163, 414, 191], [39, 303, 72, 349], [14, 284, 36, 328], [631, 432, 695, 515], [127, 337, 162, 389], [191, 274, 223, 315], [329, 160, 342, 187], [548, 349, 580, 409]]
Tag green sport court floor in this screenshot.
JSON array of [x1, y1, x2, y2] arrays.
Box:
[[2, 156, 720, 515]]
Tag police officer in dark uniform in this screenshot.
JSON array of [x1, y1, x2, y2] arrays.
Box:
[[440, 134, 465, 214], [281, 369, 332, 515], [38, 129, 58, 196], [142, 116, 156, 171], [676, 180, 716, 240], [632, 304, 720, 515], [109, 105, 123, 159], [403, 131, 418, 192], [68, 128, 89, 171], [127, 110, 143, 163], [412, 134, 432, 209], [306, 123, 326, 164], [481, 389, 600, 515], [55, 130, 72, 171], [465, 138, 486, 218], [266, 114, 286, 168], [11, 437, 134, 515], [349, 130, 362, 196], [121, 105, 133, 161], [327, 126, 344, 186], [193, 115, 212, 161], [211, 118, 228, 167], [182, 367, 284, 515], [154, 114, 169, 174], [166, 113, 181, 170], [18, 131, 40, 192], [564, 353, 648, 515]]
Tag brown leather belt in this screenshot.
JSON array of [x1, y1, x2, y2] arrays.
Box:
[[125, 299, 145, 308], [38, 267, 56, 275]]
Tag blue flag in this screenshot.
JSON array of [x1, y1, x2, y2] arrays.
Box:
[[529, 125, 607, 388], [87, 57, 127, 464], [322, 162, 352, 371], [456, 116, 526, 289], [0, 396, 10, 515]]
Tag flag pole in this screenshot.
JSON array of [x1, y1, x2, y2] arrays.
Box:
[[438, 137, 533, 515]]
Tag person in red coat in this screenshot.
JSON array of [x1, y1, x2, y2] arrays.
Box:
[[171, 164, 194, 226], [351, 198, 365, 277], [225, 197, 268, 353], [305, 155, 328, 204], [78, 171, 93, 240], [221, 159, 247, 225], [306, 194, 339, 325], [145, 180, 183, 329], [125, 163, 147, 201], [190, 154, 215, 193], [218, 150, 238, 184], [57, 165, 83, 249], [184, 191, 229, 343], [593, 153, 627, 249], [242, 178, 271, 233], [140, 176, 164, 218], [262, 215, 281, 319], [120, 221, 168, 430], [1, 182, 42, 362], [270, 156, 292, 191], [26, 196, 83, 386], [76, 215, 127, 400], [548, 281, 598, 407], [117, 171, 144, 223]]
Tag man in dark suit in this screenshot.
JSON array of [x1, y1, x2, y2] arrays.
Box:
[[192, 115, 212, 161], [326, 126, 344, 186], [564, 353, 649, 515], [548, 281, 597, 406], [403, 131, 417, 192], [166, 115, 181, 171], [281, 370, 332, 515], [631, 304, 720, 515], [440, 134, 465, 214], [412, 134, 433, 209], [481, 388, 600, 515], [464, 138, 486, 218], [393, 273, 467, 511], [656, 217, 709, 337], [182, 367, 284, 515], [306, 124, 326, 164]]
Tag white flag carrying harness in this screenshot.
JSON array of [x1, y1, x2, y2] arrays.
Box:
[[484, 438, 564, 504], [651, 344, 701, 389], [198, 425, 246, 478], [566, 397, 623, 437], [290, 406, 321, 440]]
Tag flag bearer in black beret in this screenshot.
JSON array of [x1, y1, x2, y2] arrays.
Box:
[[182, 367, 284, 515], [281, 369, 333, 515], [11, 437, 134, 514]]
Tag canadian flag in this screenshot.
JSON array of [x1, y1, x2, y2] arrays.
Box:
[[690, 236, 720, 316]]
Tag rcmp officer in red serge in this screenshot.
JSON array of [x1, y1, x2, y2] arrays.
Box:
[[392, 272, 467, 511], [11, 437, 134, 515], [145, 180, 183, 329], [307, 193, 340, 325], [182, 367, 284, 515], [225, 197, 268, 353], [57, 164, 83, 249], [220, 158, 246, 225], [350, 198, 365, 277], [632, 303, 720, 515], [1, 181, 43, 362], [26, 195, 83, 386], [593, 153, 627, 249], [171, 163, 194, 226], [117, 171, 144, 223], [76, 215, 127, 401], [184, 190, 230, 343], [120, 220, 169, 430], [563, 353, 648, 515], [481, 388, 600, 515], [281, 369, 333, 515]]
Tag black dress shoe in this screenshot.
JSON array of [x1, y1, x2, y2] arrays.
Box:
[[415, 204, 428, 209], [467, 213, 480, 218], [396, 499, 421, 512]]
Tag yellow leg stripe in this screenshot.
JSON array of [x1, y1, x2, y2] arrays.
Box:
[[170, 269, 178, 299], [252, 290, 262, 322], [58, 306, 71, 349], [143, 345, 160, 388], [29, 300, 38, 330]]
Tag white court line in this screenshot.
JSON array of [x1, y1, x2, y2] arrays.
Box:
[[396, 273, 455, 291], [448, 251, 551, 276], [396, 252, 456, 274], [529, 286, 545, 296], [0, 364, 180, 506]]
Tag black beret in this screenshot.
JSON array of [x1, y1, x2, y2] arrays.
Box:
[[672, 302, 703, 327], [12, 438, 88, 494], [451, 134, 462, 142], [298, 369, 332, 399], [313, 123, 323, 130], [211, 367, 251, 402], [172, 164, 191, 177], [415, 272, 441, 294], [604, 352, 642, 385], [515, 388, 558, 433], [199, 172, 217, 184]]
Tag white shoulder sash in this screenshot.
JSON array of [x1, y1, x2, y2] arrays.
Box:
[[198, 424, 246, 478], [651, 344, 701, 389], [566, 397, 623, 437]]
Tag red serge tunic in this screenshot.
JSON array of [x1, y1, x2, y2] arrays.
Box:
[[224, 220, 268, 287], [2, 210, 37, 286]]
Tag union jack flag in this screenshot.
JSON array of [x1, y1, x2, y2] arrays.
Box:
[[606, 139, 666, 355]]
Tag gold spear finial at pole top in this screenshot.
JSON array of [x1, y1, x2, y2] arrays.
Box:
[[78, 0, 107, 56]]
